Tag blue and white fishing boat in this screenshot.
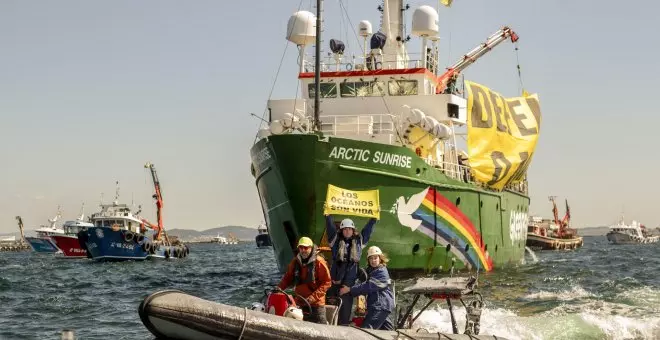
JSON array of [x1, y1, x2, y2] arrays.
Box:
[[24, 209, 63, 253], [79, 167, 189, 262]]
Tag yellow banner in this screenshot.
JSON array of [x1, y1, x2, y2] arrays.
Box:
[[323, 184, 380, 220], [465, 80, 542, 190]]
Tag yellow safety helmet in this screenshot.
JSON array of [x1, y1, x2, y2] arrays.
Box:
[[297, 236, 314, 247]]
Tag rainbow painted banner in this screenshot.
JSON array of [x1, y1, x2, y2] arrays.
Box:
[[407, 187, 493, 271]]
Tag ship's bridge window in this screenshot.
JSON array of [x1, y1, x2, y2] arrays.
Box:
[[388, 80, 418, 96], [340, 81, 386, 97], [308, 82, 337, 98]]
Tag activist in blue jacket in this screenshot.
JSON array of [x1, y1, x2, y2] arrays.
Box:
[[325, 214, 377, 326], [340, 246, 394, 330]]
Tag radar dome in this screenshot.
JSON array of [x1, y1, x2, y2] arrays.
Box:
[[411, 6, 439, 37], [286, 11, 316, 45], [358, 20, 373, 37]]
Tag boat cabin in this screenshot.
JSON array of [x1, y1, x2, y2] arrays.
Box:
[[62, 219, 94, 236], [89, 203, 146, 234]]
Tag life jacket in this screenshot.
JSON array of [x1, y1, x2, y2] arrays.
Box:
[[330, 234, 361, 263], [293, 248, 318, 285]]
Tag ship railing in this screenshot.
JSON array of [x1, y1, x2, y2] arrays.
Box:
[[424, 157, 529, 195], [319, 114, 397, 136], [423, 158, 471, 183], [303, 52, 439, 74], [504, 181, 528, 195]]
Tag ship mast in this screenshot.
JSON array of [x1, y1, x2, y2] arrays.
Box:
[[312, 0, 322, 131], [379, 0, 409, 69]]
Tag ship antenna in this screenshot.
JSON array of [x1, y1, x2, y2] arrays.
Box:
[[114, 181, 120, 205], [312, 0, 322, 131]]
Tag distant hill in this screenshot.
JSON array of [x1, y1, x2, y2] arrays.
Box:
[[166, 226, 257, 241]]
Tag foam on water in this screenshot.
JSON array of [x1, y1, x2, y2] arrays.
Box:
[[411, 299, 660, 340]]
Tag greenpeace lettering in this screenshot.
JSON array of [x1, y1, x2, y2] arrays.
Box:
[[323, 184, 380, 219], [328, 146, 412, 169], [509, 210, 528, 242], [466, 80, 542, 190]]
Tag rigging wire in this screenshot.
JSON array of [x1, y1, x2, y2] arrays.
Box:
[[252, 0, 306, 145], [514, 41, 525, 95]]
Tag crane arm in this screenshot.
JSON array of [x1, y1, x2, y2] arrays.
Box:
[[436, 26, 519, 93], [144, 162, 164, 240]]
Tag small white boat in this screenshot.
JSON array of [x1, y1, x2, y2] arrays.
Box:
[[606, 216, 660, 244], [212, 233, 228, 244]]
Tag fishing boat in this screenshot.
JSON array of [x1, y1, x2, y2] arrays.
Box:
[[255, 222, 272, 248], [138, 275, 506, 339], [526, 197, 583, 250], [213, 233, 229, 244], [79, 164, 189, 261], [228, 232, 239, 245], [24, 208, 63, 253], [50, 204, 94, 258], [250, 0, 542, 274], [606, 216, 660, 244]]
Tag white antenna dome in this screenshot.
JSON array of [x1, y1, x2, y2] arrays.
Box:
[[286, 11, 316, 45], [358, 20, 373, 37], [411, 5, 439, 37]]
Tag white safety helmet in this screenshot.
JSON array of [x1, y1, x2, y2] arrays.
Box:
[[283, 306, 304, 320], [250, 302, 265, 312], [367, 246, 383, 258], [340, 218, 356, 230]]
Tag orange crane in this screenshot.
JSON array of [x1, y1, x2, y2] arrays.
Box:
[[436, 26, 519, 94], [144, 162, 165, 241]]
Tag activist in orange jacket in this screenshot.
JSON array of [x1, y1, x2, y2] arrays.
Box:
[[277, 237, 332, 324]]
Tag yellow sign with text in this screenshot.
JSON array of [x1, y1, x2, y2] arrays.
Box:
[[323, 184, 380, 220], [465, 80, 542, 191]]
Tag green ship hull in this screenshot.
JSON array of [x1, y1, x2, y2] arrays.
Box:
[[250, 134, 530, 275]]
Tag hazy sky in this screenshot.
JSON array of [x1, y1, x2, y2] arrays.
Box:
[[1, 0, 657, 234]]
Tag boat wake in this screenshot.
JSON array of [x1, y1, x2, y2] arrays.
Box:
[[410, 298, 660, 340], [522, 246, 539, 264]]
